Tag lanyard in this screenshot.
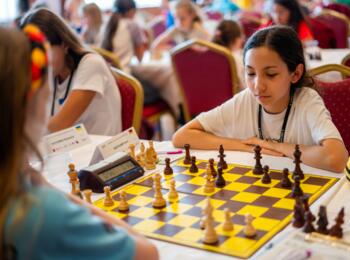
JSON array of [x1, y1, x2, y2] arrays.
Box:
[[51, 70, 75, 116], [258, 90, 295, 143]]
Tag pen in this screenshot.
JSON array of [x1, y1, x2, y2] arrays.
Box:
[[157, 150, 183, 155]]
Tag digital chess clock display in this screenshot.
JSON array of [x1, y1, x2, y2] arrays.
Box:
[[98, 161, 135, 182]]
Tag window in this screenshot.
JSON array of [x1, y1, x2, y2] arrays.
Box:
[[0, 0, 18, 23]]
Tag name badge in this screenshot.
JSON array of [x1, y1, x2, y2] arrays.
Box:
[[43, 124, 91, 154], [89, 127, 139, 165]]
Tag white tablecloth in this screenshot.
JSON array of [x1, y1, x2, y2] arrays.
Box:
[[42, 135, 349, 260]]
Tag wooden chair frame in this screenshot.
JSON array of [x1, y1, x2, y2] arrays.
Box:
[[316, 9, 350, 40], [92, 47, 122, 70], [170, 39, 240, 122], [111, 67, 144, 133], [341, 52, 350, 66], [308, 64, 350, 79]]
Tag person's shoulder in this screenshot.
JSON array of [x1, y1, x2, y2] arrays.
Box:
[[296, 87, 322, 103], [78, 53, 109, 73]]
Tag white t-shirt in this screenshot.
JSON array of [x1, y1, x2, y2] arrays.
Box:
[[197, 87, 343, 146], [51, 53, 122, 136]]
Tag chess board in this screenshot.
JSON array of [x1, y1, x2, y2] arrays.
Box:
[[94, 159, 338, 258]]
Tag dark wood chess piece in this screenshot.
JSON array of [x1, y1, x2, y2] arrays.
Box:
[[293, 145, 304, 180], [209, 158, 217, 178], [183, 144, 191, 165], [215, 166, 226, 188], [253, 145, 263, 175], [291, 176, 303, 198], [261, 165, 271, 184], [217, 145, 228, 170], [316, 205, 329, 235], [189, 156, 198, 173], [164, 158, 173, 175], [281, 168, 292, 188]]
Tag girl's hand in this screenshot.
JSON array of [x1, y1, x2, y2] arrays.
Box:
[[242, 137, 285, 157]]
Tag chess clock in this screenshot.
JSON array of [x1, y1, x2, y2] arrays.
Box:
[[78, 152, 144, 193]]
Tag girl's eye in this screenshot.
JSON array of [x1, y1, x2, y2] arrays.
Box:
[[267, 73, 277, 77], [247, 73, 255, 77]]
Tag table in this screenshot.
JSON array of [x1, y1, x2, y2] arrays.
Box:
[[42, 135, 349, 259]]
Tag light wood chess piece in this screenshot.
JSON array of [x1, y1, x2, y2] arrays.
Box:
[[67, 163, 78, 183], [222, 208, 234, 231], [204, 163, 215, 193], [136, 142, 146, 167], [118, 191, 129, 212], [168, 179, 178, 200], [203, 197, 218, 244], [83, 189, 92, 204], [145, 147, 156, 170], [243, 213, 256, 238], [103, 186, 115, 207], [128, 144, 136, 160], [152, 173, 166, 208], [148, 140, 158, 163], [71, 179, 83, 199]]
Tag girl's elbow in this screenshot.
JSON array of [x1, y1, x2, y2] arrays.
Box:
[[327, 151, 348, 173]]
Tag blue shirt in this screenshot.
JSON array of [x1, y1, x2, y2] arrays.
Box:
[[4, 186, 135, 260]]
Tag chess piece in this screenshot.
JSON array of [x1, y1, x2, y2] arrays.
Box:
[[303, 211, 316, 233], [292, 198, 305, 228], [253, 145, 263, 175], [163, 158, 173, 175], [291, 176, 303, 198], [148, 140, 158, 163], [302, 196, 315, 222], [136, 142, 146, 167], [71, 179, 83, 199], [83, 189, 92, 204], [103, 186, 115, 207], [215, 166, 226, 188], [67, 163, 78, 183], [189, 156, 198, 173], [183, 144, 191, 165], [217, 145, 228, 170], [202, 198, 218, 244], [243, 213, 256, 238], [128, 144, 136, 160], [209, 158, 217, 178], [152, 173, 166, 209], [316, 205, 329, 235], [145, 147, 156, 170], [292, 145, 304, 180], [261, 165, 271, 184], [118, 191, 129, 212], [222, 208, 234, 232], [329, 207, 344, 239], [204, 164, 215, 193], [281, 168, 292, 188], [168, 179, 178, 200]]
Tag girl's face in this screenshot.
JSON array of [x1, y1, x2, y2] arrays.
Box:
[[82, 12, 93, 27], [244, 46, 303, 113], [272, 3, 290, 25], [175, 7, 195, 32], [49, 44, 66, 77]]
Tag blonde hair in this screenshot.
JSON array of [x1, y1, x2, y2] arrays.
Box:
[[175, 0, 201, 23], [0, 27, 32, 258], [82, 3, 103, 30]]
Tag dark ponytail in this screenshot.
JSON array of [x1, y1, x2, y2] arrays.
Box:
[[212, 20, 242, 49]]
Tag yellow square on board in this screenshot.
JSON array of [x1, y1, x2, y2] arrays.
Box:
[[133, 219, 165, 232], [129, 207, 160, 218], [253, 217, 280, 231], [221, 236, 256, 254], [216, 224, 243, 236], [173, 228, 203, 242], [222, 173, 241, 182], [300, 184, 320, 194], [109, 211, 127, 219], [253, 179, 279, 187], [273, 198, 295, 210], [168, 215, 199, 227], [212, 209, 227, 222], [224, 182, 250, 192], [263, 188, 291, 198], [237, 205, 268, 217], [187, 176, 206, 185], [163, 202, 192, 214], [125, 185, 151, 195], [196, 198, 226, 209], [231, 192, 260, 203], [127, 196, 153, 207], [192, 186, 220, 196]]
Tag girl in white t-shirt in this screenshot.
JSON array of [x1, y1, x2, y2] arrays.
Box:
[[173, 25, 348, 173], [21, 8, 122, 136]]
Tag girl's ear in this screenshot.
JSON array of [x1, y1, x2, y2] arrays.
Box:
[[291, 63, 304, 83]]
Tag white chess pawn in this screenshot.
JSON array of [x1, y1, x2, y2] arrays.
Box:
[[222, 208, 234, 232], [243, 213, 256, 238], [204, 164, 215, 193], [152, 173, 166, 208], [168, 179, 178, 200], [118, 191, 129, 212], [103, 186, 114, 207], [203, 198, 218, 244]]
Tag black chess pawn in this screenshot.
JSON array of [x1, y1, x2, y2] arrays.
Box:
[[253, 145, 263, 175], [163, 158, 173, 175], [281, 168, 292, 188], [215, 166, 226, 188], [183, 144, 191, 164], [209, 158, 217, 178], [217, 144, 228, 169], [261, 165, 271, 184], [189, 156, 198, 173], [293, 145, 304, 180], [292, 198, 305, 228], [303, 211, 316, 233], [316, 205, 329, 235], [303, 196, 315, 221], [329, 207, 345, 239], [291, 176, 303, 198]]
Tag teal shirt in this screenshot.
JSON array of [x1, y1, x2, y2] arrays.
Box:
[[4, 186, 135, 260]]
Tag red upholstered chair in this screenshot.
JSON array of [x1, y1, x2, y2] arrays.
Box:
[[148, 16, 167, 41], [341, 53, 350, 68], [205, 11, 223, 21], [170, 39, 240, 122], [325, 3, 350, 19], [313, 10, 349, 48], [308, 64, 350, 152], [309, 18, 337, 48], [111, 68, 144, 134]]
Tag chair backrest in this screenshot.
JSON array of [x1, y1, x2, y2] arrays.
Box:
[[314, 10, 349, 48], [148, 16, 167, 41], [111, 67, 144, 133], [92, 47, 122, 70], [325, 3, 350, 19], [170, 39, 239, 122], [341, 52, 350, 67], [308, 64, 350, 152], [309, 18, 337, 48], [205, 11, 223, 21]]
